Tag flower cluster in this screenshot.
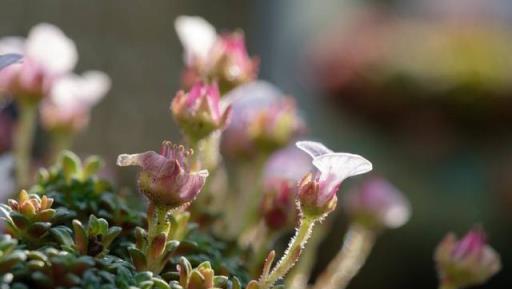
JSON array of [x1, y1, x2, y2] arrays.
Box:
[[0, 16, 502, 289]]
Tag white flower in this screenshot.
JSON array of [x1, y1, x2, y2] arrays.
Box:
[[296, 141, 372, 213], [174, 16, 217, 66]]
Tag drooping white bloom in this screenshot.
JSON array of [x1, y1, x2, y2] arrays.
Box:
[[296, 140, 372, 215]]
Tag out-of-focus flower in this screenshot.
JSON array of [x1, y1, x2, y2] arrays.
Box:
[[0, 23, 77, 103], [171, 81, 231, 142], [261, 145, 312, 230], [221, 81, 305, 159], [344, 176, 411, 230], [0, 54, 22, 71], [296, 141, 372, 217], [40, 71, 110, 133], [435, 227, 501, 289], [175, 16, 258, 92], [117, 141, 209, 208]]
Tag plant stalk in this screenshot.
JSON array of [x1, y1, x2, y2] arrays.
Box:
[[311, 223, 376, 289], [258, 216, 316, 289], [14, 102, 37, 189]]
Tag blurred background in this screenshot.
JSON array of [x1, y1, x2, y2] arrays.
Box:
[[1, 0, 511, 288]]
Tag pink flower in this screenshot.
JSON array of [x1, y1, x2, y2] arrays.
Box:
[[171, 81, 231, 141], [221, 81, 305, 158], [261, 145, 313, 230], [296, 141, 372, 217], [40, 71, 110, 133], [117, 141, 209, 208], [0, 23, 77, 103], [175, 16, 258, 92], [435, 227, 501, 288], [345, 177, 410, 229]]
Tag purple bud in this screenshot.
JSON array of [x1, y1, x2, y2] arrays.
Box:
[[344, 177, 411, 230], [435, 227, 501, 288]]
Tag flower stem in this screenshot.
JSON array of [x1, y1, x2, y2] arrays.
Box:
[[49, 131, 72, 164], [258, 216, 316, 289], [147, 203, 171, 241], [285, 220, 330, 289], [311, 223, 376, 289], [14, 102, 37, 189]]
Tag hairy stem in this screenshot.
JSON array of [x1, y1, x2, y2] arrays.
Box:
[[285, 220, 330, 289], [14, 103, 37, 189], [147, 203, 171, 241], [312, 224, 375, 289], [258, 216, 316, 289]]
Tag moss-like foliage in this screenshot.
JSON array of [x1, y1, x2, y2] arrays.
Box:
[[0, 151, 249, 289]]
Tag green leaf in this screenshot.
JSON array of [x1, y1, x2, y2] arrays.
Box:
[[50, 226, 74, 247]]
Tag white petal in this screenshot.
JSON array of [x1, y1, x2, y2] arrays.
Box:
[[26, 23, 78, 74], [51, 71, 110, 109], [0, 37, 25, 54], [313, 152, 372, 181], [175, 16, 217, 64], [296, 141, 333, 158], [116, 154, 139, 167]]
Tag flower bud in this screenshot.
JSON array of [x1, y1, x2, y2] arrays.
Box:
[[171, 81, 231, 142], [296, 141, 372, 218], [222, 81, 304, 159], [208, 32, 259, 92], [117, 141, 209, 208], [261, 146, 312, 230], [344, 177, 411, 230], [175, 16, 258, 92], [40, 71, 110, 134], [0, 23, 77, 104], [435, 227, 501, 289]]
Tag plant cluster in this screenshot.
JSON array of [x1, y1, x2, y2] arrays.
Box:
[[0, 16, 502, 289]]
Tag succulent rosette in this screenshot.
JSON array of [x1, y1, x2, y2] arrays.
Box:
[[435, 227, 501, 289], [344, 176, 411, 230], [40, 71, 111, 133], [171, 81, 231, 142], [296, 141, 373, 217], [117, 141, 209, 208], [175, 15, 258, 92], [0, 23, 77, 103]]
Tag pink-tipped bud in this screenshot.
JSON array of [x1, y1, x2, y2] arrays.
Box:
[[344, 177, 411, 230], [175, 16, 258, 92], [435, 227, 501, 289], [208, 32, 259, 92], [117, 141, 209, 208], [171, 81, 231, 142]]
